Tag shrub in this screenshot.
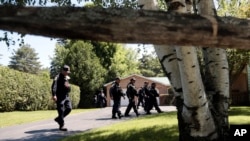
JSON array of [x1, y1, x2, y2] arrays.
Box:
[[0, 66, 80, 112]]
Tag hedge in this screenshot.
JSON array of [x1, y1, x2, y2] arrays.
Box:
[[0, 66, 80, 112]]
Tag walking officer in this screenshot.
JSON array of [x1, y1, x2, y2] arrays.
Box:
[[110, 77, 125, 119], [137, 87, 145, 109], [148, 82, 163, 114], [51, 65, 72, 131], [143, 81, 151, 114], [124, 77, 140, 117]]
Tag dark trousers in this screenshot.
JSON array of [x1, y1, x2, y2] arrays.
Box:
[[144, 97, 150, 112], [112, 100, 121, 117], [125, 99, 138, 115], [137, 97, 144, 108], [56, 97, 72, 126], [147, 98, 162, 113]]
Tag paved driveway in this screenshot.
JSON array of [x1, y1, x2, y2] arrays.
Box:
[[0, 106, 176, 141]]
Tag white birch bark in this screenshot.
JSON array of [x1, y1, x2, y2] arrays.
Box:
[[138, 1, 185, 140], [196, 0, 230, 133], [175, 0, 217, 138], [176, 46, 217, 138], [138, 0, 183, 98], [138, 0, 218, 139]]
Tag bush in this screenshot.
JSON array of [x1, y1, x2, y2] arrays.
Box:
[[0, 66, 80, 112]]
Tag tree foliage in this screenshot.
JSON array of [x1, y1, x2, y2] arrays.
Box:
[[8, 44, 41, 74], [50, 42, 70, 78], [217, 0, 250, 18], [91, 41, 140, 81], [49, 40, 141, 107], [63, 40, 107, 108], [108, 44, 140, 78], [227, 49, 250, 84], [138, 53, 164, 77], [217, 0, 250, 84]]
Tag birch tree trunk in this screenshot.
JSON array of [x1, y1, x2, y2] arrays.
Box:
[[139, 0, 223, 140], [137, 1, 185, 139], [173, 0, 217, 140], [196, 0, 230, 140]]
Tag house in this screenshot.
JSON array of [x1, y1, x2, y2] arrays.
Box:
[[230, 65, 250, 105], [104, 74, 172, 107]]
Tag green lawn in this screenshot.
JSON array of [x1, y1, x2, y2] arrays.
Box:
[[228, 106, 250, 124], [0, 109, 95, 128], [61, 112, 179, 141], [61, 106, 250, 141], [0, 107, 249, 141]]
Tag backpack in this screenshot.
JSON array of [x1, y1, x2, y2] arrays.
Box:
[[109, 83, 115, 97], [51, 75, 59, 96]]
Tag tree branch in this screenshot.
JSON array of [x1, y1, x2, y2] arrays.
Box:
[[0, 6, 250, 49]]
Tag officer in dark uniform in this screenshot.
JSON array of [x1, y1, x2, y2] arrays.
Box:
[[124, 77, 140, 117], [51, 65, 72, 131], [97, 90, 106, 108], [147, 82, 163, 114], [142, 81, 151, 114], [110, 77, 125, 119], [137, 87, 145, 109]]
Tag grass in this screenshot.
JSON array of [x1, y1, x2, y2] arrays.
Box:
[[0, 109, 95, 128], [61, 112, 179, 141], [61, 106, 250, 141], [228, 106, 250, 124], [0, 107, 249, 141]]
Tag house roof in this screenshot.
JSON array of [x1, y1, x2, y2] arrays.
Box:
[[148, 77, 171, 86], [103, 74, 171, 86]]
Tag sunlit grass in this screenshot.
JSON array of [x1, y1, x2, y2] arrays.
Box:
[[229, 106, 250, 125], [1, 106, 249, 141], [0, 109, 95, 127], [61, 106, 250, 141], [61, 112, 179, 141]]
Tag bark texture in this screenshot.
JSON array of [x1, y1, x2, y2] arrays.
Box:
[[197, 0, 230, 140], [0, 6, 250, 49], [141, 0, 222, 140]]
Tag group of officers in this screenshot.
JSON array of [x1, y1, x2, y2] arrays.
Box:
[[51, 65, 163, 131], [110, 77, 163, 119]]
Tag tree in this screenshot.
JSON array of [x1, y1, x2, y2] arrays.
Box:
[[138, 54, 164, 77], [1, 0, 249, 140], [91, 41, 117, 70], [50, 40, 107, 107], [8, 44, 41, 74], [217, 0, 250, 18], [217, 0, 250, 86], [50, 40, 140, 107], [227, 49, 250, 85], [50, 42, 70, 78], [0, 6, 250, 49], [141, 0, 230, 140], [89, 41, 140, 82], [65, 40, 107, 107], [108, 44, 140, 78]]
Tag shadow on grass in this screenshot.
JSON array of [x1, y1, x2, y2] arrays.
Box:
[[229, 107, 250, 116], [62, 112, 179, 141], [63, 126, 178, 141], [3, 128, 85, 141]]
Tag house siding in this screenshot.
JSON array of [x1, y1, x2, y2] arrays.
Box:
[[231, 66, 250, 105]]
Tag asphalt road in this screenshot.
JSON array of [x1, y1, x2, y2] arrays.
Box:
[[0, 106, 176, 141]]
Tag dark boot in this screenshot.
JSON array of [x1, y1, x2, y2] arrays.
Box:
[[112, 114, 117, 119], [118, 113, 123, 119]]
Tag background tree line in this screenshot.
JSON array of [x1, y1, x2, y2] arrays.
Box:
[[1, 39, 164, 108], [49, 40, 163, 107], [0, 0, 249, 109]]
